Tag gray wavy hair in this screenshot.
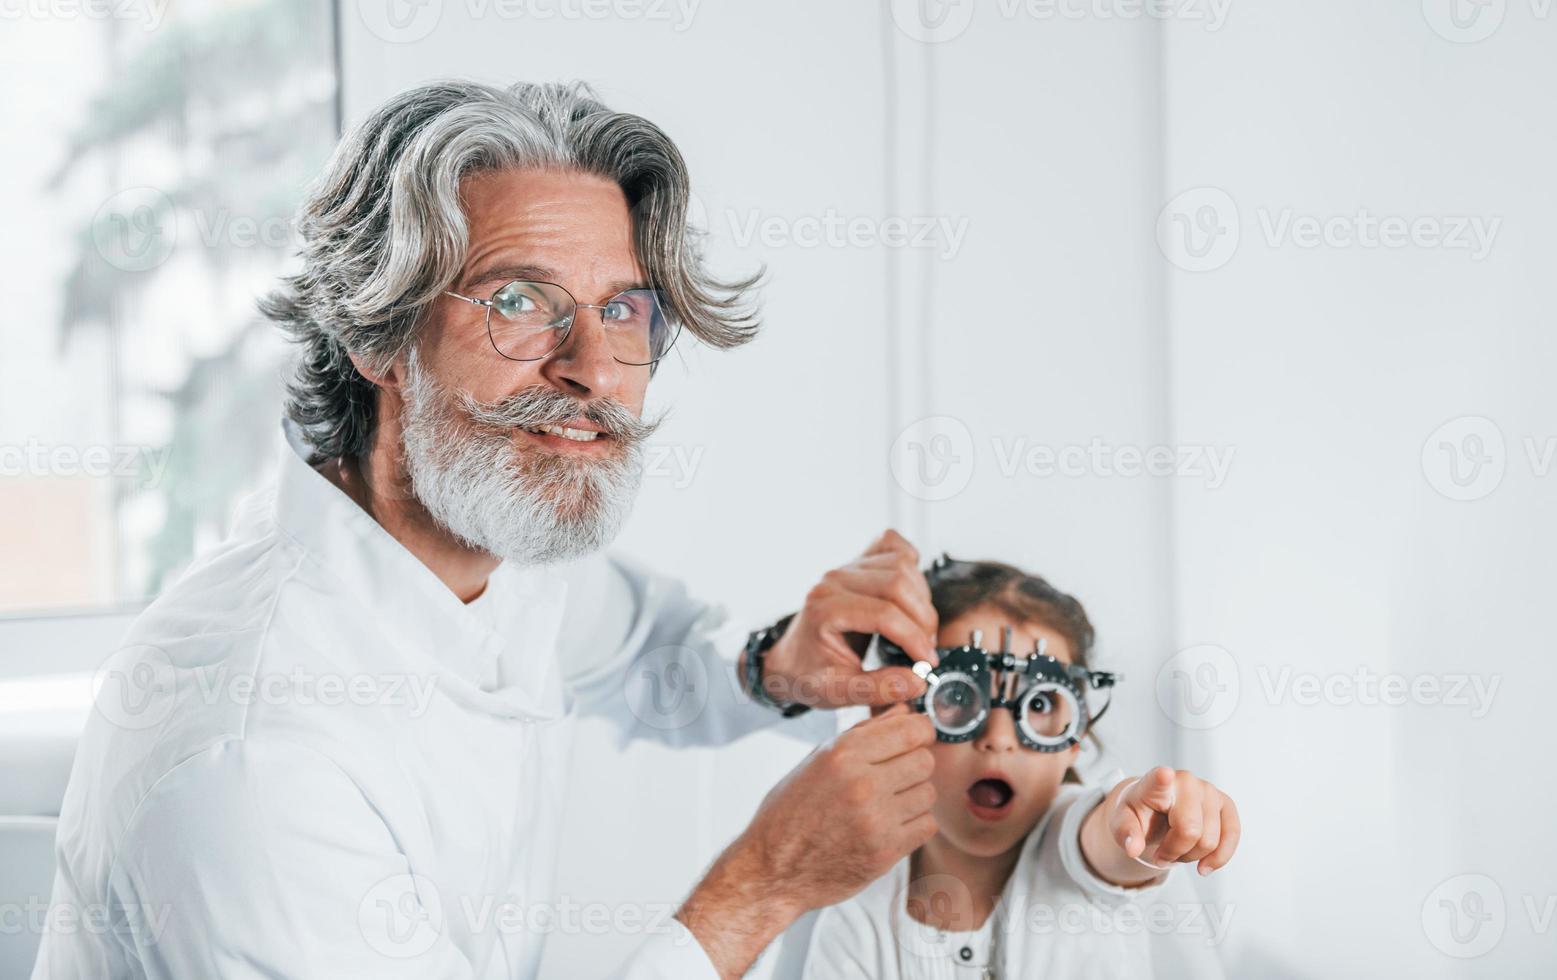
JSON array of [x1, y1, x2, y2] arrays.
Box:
[[262, 79, 760, 462]]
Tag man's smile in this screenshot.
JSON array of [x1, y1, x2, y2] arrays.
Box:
[[526, 422, 601, 442], [512, 417, 617, 457]]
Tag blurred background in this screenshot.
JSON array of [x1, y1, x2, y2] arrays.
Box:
[[2, 0, 1553, 976]]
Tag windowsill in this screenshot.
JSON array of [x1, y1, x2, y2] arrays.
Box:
[[0, 601, 149, 625], [0, 672, 95, 738], [0, 608, 143, 681]]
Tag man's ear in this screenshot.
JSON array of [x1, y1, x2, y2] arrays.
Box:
[[348, 350, 403, 391]]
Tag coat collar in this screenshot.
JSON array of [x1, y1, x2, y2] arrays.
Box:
[[272, 420, 569, 720]]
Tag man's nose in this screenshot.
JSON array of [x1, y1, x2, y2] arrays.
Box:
[[539, 310, 624, 399], [974, 707, 1020, 753]]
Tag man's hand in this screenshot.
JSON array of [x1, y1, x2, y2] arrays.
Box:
[[1081, 766, 1241, 887], [752, 529, 940, 710], [676, 705, 939, 978]]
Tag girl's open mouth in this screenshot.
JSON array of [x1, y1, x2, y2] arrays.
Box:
[[967, 777, 1015, 820]]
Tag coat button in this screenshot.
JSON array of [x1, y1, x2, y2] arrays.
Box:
[[959, 945, 973, 961]]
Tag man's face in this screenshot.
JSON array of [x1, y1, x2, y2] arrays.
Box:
[[394, 168, 662, 564], [420, 167, 653, 435]]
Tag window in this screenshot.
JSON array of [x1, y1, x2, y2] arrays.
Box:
[[1, 0, 339, 615]]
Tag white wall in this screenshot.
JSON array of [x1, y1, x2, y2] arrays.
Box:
[[1162, 2, 1556, 976], [340, 2, 1172, 976], [334, 1, 1557, 977]]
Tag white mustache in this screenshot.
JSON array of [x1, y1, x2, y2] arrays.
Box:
[[458, 386, 663, 445]]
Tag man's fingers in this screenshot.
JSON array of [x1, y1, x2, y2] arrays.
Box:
[[823, 594, 936, 665], [1199, 799, 1241, 874], [850, 665, 928, 707], [851, 701, 908, 729], [899, 812, 939, 848], [831, 565, 938, 638], [890, 779, 936, 819], [875, 742, 935, 793], [872, 808, 939, 871], [854, 701, 908, 727], [862, 528, 918, 564], [845, 708, 936, 763]]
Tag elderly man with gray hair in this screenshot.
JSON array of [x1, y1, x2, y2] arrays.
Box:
[[33, 81, 941, 979]]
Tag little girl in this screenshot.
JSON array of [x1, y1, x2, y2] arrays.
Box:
[[803, 558, 1239, 979]]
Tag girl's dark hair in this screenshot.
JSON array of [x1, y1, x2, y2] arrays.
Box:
[[925, 557, 1100, 780], [926, 557, 1096, 666]]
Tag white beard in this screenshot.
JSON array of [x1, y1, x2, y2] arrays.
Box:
[[398, 350, 648, 565]]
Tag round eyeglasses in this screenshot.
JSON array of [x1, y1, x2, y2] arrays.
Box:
[[444, 279, 681, 366]]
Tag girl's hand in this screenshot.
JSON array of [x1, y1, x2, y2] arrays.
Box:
[[1081, 767, 1241, 887]]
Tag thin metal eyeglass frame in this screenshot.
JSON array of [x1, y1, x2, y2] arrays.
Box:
[[443, 279, 678, 366]]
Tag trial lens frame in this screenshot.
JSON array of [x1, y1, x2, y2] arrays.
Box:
[[879, 626, 1122, 751]]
